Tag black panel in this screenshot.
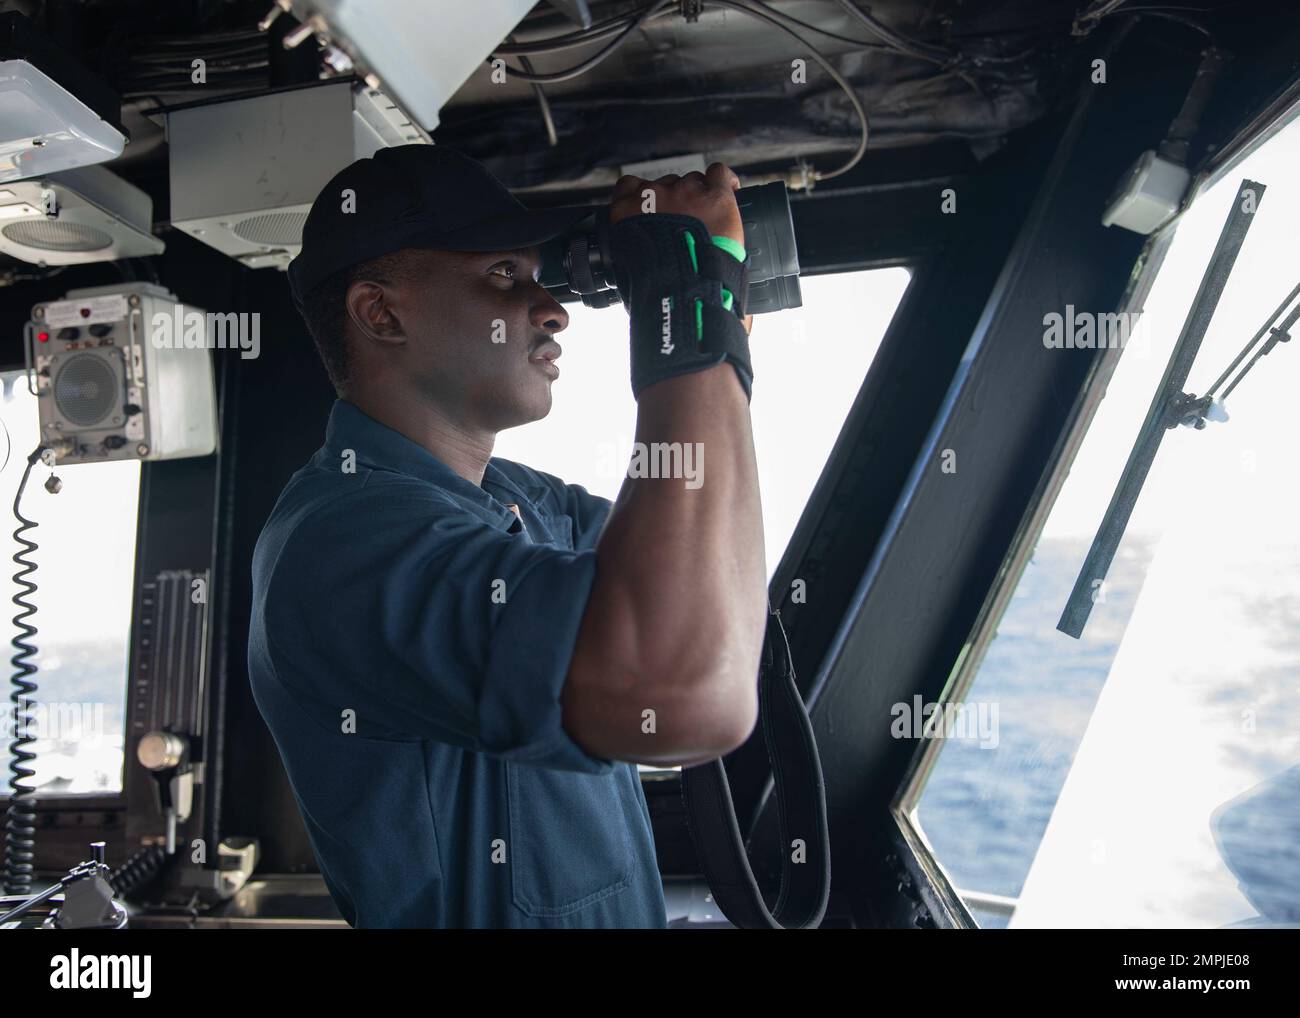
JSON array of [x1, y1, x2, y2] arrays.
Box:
[[215, 264, 337, 874]]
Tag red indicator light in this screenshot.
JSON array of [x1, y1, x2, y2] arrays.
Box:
[[37, 331, 49, 342]]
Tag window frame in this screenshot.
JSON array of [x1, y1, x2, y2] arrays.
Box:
[[890, 94, 1300, 930], [737, 22, 1232, 928]]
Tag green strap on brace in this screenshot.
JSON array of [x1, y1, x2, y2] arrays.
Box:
[[682, 232, 747, 341]]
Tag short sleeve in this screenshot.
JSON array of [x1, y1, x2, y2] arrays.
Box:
[[562, 481, 614, 550], [263, 476, 613, 774], [508, 463, 613, 550]]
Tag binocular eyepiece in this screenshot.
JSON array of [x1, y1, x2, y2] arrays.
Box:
[[543, 180, 803, 314]]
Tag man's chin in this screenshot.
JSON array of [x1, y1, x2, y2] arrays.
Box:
[[495, 389, 552, 432]]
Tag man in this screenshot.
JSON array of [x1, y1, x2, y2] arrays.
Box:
[[247, 145, 767, 928]]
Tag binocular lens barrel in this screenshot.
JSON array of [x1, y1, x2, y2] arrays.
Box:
[[553, 180, 802, 314]]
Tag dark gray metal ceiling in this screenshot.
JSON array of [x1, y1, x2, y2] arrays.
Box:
[[434, 0, 1105, 191]]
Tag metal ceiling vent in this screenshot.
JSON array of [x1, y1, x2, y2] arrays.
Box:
[[166, 78, 430, 271], [230, 210, 310, 248], [0, 163, 164, 265]]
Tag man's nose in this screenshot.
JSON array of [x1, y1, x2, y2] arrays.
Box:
[[530, 284, 570, 333]]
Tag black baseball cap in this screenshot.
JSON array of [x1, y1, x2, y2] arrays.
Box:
[[287, 145, 595, 309]]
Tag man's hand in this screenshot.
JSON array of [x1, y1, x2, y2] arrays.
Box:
[[609, 162, 745, 248], [610, 161, 753, 337]]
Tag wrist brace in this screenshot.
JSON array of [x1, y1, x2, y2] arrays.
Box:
[[608, 213, 753, 400]]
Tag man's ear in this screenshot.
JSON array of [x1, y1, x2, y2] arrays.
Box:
[[346, 280, 405, 346]]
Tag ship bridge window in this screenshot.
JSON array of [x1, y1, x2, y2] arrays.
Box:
[[0, 369, 141, 796], [494, 266, 912, 580], [903, 108, 1300, 928]]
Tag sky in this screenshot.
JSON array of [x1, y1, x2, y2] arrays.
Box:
[[1038, 112, 1300, 543], [0, 375, 139, 648], [494, 266, 912, 575]]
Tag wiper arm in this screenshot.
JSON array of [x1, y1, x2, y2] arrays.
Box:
[[1160, 281, 1299, 430], [1057, 179, 1266, 639], [1207, 282, 1299, 402]]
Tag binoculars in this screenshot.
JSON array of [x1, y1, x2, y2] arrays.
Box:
[[540, 180, 803, 314]]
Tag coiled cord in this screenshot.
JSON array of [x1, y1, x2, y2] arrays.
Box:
[[109, 844, 169, 899], [3, 446, 51, 897]]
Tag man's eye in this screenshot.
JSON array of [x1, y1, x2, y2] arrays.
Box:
[[489, 262, 516, 280]]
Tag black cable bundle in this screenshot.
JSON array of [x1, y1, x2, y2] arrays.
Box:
[[113, 27, 272, 100]]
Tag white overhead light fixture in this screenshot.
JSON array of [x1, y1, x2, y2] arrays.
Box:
[[0, 13, 127, 183]]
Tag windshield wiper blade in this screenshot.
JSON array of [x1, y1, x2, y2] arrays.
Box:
[[1057, 178, 1266, 639]]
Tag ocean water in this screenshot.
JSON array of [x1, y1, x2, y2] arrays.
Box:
[[914, 535, 1152, 924], [914, 531, 1300, 929]]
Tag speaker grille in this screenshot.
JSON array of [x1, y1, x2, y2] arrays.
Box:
[[54, 353, 119, 427], [232, 211, 307, 246], [2, 220, 115, 252]]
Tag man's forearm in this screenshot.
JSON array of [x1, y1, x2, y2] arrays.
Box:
[[562, 161, 766, 765], [607, 361, 767, 678], [565, 363, 766, 764]]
